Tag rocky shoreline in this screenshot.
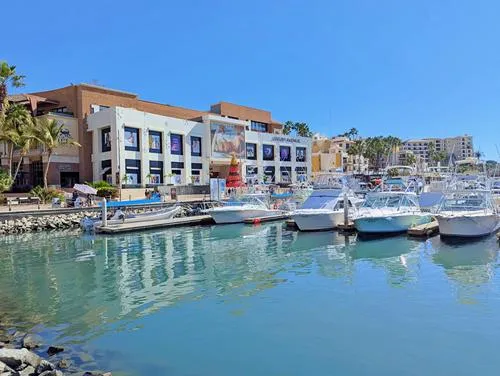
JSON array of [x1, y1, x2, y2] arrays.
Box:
[[0, 326, 112, 376]]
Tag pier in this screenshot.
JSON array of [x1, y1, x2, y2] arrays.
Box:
[[96, 215, 214, 234], [407, 221, 440, 238]]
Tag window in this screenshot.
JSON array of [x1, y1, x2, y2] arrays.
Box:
[[251, 121, 268, 132], [171, 169, 182, 185], [170, 134, 183, 155], [280, 146, 291, 162], [191, 136, 202, 156], [124, 159, 141, 185], [296, 147, 307, 162], [171, 162, 185, 169], [101, 160, 112, 182], [246, 166, 258, 176], [280, 166, 292, 183], [149, 131, 162, 153], [191, 163, 203, 170], [246, 143, 257, 160], [263, 144, 274, 161], [264, 166, 275, 183], [149, 161, 163, 184], [124, 127, 139, 151], [101, 128, 111, 152]]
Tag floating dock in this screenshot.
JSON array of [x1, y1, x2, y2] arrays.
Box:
[[407, 221, 440, 238], [336, 222, 356, 232], [244, 214, 291, 224], [96, 215, 214, 234]]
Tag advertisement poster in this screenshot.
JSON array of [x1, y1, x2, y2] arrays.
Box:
[[149, 133, 161, 151], [124, 128, 138, 149], [171, 134, 183, 154], [150, 174, 161, 184], [296, 147, 306, 162], [210, 178, 226, 201], [125, 173, 138, 185], [280, 146, 291, 161], [102, 128, 111, 151], [191, 137, 201, 156], [246, 143, 256, 159], [210, 123, 245, 159], [263, 144, 274, 160]]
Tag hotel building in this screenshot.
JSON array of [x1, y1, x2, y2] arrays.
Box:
[[4, 84, 311, 188], [401, 135, 474, 164]]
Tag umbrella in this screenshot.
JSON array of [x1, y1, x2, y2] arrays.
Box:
[[73, 184, 98, 195]]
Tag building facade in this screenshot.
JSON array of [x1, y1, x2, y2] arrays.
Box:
[[87, 107, 311, 187], [312, 135, 368, 174], [4, 83, 311, 189], [401, 135, 474, 164]]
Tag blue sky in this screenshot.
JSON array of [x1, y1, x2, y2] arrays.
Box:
[[3, 0, 499, 159]]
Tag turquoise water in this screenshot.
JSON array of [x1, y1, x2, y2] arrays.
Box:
[[0, 224, 499, 375]]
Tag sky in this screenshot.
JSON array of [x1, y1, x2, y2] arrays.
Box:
[[3, 0, 500, 159]]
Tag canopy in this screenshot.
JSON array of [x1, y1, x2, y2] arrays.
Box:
[[73, 184, 97, 195]]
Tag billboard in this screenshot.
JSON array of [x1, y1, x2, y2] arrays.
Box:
[[210, 123, 245, 159]]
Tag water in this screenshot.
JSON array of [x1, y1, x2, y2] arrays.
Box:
[[0, 224, 499, 375]]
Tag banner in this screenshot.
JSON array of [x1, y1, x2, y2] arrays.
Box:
[[210, 123, 245, 159]]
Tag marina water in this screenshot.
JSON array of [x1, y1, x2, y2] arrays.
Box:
[[1, 224, 499, 375]]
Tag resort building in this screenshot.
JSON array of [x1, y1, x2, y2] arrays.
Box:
[[401, 135, 474, 164], [311, 134, 368, 174], [4, 84, 311, 188]]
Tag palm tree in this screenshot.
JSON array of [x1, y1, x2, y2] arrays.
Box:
[[405, 152, 417, 166], [347, 139, 365, 172], [283, 121, 294, 135], [0, 103, 32, 178], [474, 150, 483, 160], [33, 118, 81, 188], [11, 116, 36, 183], [0, 61, 25, 113]]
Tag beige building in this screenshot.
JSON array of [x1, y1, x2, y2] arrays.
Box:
[[312, 134, 368, 174], [401, 135, 474, 165]]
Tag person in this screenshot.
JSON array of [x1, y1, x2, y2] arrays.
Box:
[[87, 194, 93, 207]]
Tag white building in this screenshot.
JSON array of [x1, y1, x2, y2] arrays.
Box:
[[87, 107, 312, 187]]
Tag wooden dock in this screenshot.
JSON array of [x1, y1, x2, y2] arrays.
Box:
[[96, 215, 214, 234], [244, 213, 291, 224], [336, 222, 356, 232], [407, 221, 440, 238]]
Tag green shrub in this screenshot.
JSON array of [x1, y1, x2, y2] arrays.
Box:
[[30, 186, 65, 204], [0, 170, 12, 193], [86, 180, 118, 199]]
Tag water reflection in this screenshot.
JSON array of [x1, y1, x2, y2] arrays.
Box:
[[0, 225, 498, 346]]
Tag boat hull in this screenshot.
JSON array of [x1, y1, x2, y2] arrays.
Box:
[[435, 214, 499, 237], [292, 211, 344, 231], [209, 208, 283, 224], [354, 214, 432, 234]]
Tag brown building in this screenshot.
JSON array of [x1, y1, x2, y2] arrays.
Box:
[[4, 83, 286, 188]]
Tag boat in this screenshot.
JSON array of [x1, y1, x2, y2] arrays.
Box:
[[207, 194, 286, 224], [80, 205, 182, 232], [353, 191, 432, 234], [292, 188, 362, 231], [434, 190, 499, 238]]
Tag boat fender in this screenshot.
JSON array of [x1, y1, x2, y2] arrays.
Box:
[[253, 218, 261, 225]]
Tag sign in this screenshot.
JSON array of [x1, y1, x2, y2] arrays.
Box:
[[210, 123, 245, 159], [271, 136, 302, 144], [170, 187, 177, 201], [124, 128, 138, 149], [210, 178, 226, 201]]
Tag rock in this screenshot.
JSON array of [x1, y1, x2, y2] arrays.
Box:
[[47, 346, 64, 356], [0, 360, 14, 373], [0, 348, 41, 369], [22, 335, 41, 350], [19, 365, 36, 376], [35, 360, 54, 374], [56, 359, 71, 369], [39, 371, 63, 376]]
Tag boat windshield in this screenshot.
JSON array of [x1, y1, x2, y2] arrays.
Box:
[[300, 190, 341, 210], [439, 192, 492, 212], [362, 194, 418, 209]]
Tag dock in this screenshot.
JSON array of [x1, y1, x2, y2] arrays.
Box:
[[96, 215, 214, 234], [244, 213, 291, 224], [336, 222, 356, 232], [407, 221, 440, 238]]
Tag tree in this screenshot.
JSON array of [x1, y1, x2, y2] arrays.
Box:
[[0, 169, 12, 193], [0, 103, 32, 178], [33, 118, 81, 188], [282, 121, 312, 137], [347, 139, 365, 172], [11, 115, 36, 183], [341, 128, 359, 140], [404, 152, 417, 166], [0, 62, 25, 113], [474, 150, 483, 160]]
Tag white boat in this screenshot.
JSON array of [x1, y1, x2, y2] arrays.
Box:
[[292, 189, 362, 231], [353, 192, 432, 234], [435, 190, 499, 238], [80, 205, 182, 232], [207, 194, 286, 224]]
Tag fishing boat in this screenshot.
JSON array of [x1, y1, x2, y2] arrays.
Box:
[[353, 191, 432, 234], [80, 205, 182, 232], [434, 190, 499, 238], [207, 194, 286, 224], [292, 189, 362, 231]]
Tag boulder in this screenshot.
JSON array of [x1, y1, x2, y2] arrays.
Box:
[[38, 370, 63, 376], [0, 360, 14, 373], [47, 346, 64, 356], [22, 335, 42, 350], [56, 359, 71, 369], [0, 348, 41, 369], [35, 359, 55, 374], [19, 364, 36, 376]]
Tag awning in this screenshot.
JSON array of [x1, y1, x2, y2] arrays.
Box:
[[73, 184, 98, 195]]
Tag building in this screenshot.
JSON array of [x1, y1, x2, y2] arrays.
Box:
[[312, 134, 368, 174], [401, 135, 474, 165], [4, 84, 311, 188]]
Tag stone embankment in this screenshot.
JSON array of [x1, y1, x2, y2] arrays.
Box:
[[0, 212, 93, 235], [0, 326, 111, 376]]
